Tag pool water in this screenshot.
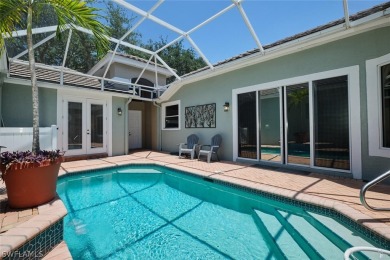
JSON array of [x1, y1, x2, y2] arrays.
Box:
[[261, 147, 350, 161], [57, 166, 384, 259]]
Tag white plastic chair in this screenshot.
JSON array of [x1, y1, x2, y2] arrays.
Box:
[[179, 134, 199, 160], [198, 134, 222, 163]]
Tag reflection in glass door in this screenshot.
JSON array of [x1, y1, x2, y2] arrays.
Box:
[[67, 101, 84, 152], [285, 83, 310, 165], [236, 75, 351, 172], [259, 88, 282, 162], [237, 92, 257, 159], [313, 76, 350, 170], [87, 100, 106, 154], [64, 98, 106, 155], [89, 104, 103, 149]]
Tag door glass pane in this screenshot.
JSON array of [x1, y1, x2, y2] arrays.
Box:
[[238, 92, 257, 159], [68, 102, 82, 150], [381, 64, 390, 148], [313, 76, 350, 170], [286, 83, 310, 165], [90, 104, 103, 149], [259, 88, 281, 162]]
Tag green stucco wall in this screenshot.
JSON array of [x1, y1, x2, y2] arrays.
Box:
[[162, 26, 390, 180], [1, 83, 57, 127], [112, 96, 127, 156]]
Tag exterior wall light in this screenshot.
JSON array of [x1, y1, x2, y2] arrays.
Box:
[[223, 102, 230, 112], [117, 107, 123, 116]]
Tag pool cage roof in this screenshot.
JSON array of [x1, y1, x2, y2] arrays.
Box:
[[2, 0, 386, 99]]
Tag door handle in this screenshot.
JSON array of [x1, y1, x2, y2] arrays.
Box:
[[129, 132, 132, 136]]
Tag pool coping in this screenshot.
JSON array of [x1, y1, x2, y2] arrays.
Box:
[[58, 161, 390, 249], [0, 197, 67, 259]]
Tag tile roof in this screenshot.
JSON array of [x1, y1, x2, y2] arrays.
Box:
[[108, 51, 166, 69]]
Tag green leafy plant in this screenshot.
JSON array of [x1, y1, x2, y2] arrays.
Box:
[[0, 150, 64, 178]]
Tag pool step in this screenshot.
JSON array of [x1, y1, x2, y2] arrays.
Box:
[[252, 209, 321, 259], [0, 197, 67, 260], [251, 210, 287, 259], [251, 206, 369, 259], [43, 241, 72, 260]]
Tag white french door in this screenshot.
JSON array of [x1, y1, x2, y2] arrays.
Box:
[[63, 98, 107, 155]]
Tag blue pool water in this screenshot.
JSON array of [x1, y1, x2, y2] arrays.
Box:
[[57, 166, 385, 259], [261, 146, 350, 160]]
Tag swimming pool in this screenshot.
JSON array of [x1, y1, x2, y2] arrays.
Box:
[[57, 165, 388, 259]]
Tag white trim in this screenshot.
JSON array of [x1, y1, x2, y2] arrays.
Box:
[[232, 90, 238, 160], [348, 67, 362, 178], [279, 87, 284, 163], [86, 99, 107, 154], [256, 91, 259, 161], [309, 81, 314, 168], [161, 100, 181, 130], [366, 53, 390, 158], [107, 97, 113, 157], [232, 66, 362, 178], [57, 89, 112, 156], [283, 85, 289, 165]]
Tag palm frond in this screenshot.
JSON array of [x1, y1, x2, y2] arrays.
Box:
[[39, 0, 109, 55], [0, 0, 28, 55]]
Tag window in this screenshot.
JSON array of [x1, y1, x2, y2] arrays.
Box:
[[366, 54, 390, 158], [162, 101, 180, 130], [381, 63, 390, 148]]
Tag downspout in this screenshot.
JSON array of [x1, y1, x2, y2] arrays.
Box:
[[0, 50, 7, 127], [124, 97, 133, 154], [153, 101, 162, 151]]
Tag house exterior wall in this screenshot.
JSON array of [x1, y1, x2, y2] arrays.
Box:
[[1, 83, 57, 127], [161, 26, 390, 181], [111, 63, 167, 86], [112, 96, 127, 156]]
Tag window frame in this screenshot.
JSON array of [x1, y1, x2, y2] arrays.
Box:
[[162, 100, 181, 130], [366, 53, 390, 158], [232, 66, 361, 178]]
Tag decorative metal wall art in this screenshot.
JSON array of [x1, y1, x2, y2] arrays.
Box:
[[185, 103, 216, 128]]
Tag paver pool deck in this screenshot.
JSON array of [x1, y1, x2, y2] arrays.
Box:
[[1, 150, 390, 258]]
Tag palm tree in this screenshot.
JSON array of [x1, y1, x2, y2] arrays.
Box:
[[0, 0, 109, 154]]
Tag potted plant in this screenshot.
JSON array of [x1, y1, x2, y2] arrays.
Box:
[[0, 1, 108, 208], [0, 150, 64, 208]]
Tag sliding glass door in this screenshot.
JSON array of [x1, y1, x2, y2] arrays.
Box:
[[237, 92, 257, 159], [285, 83, 310, 166], [313, 76, 350, 170], [259, 88, 282, 162], [236, 75, 351, 172]]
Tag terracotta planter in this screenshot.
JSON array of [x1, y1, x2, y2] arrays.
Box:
[[1, 158, 63, 209]]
